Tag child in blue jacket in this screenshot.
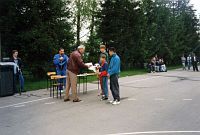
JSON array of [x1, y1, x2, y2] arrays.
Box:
[[99, 55, 109, 100]]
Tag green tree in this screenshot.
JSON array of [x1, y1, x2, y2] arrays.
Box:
[[98, 0, 144, 69], [0, 0, 74, 78]]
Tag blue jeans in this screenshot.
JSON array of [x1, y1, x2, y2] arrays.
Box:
[[14, 72, 24, 93], [188, 62, 191, 70], [56, 69, 66, 90], [19, 72, 24, 91], [102, 77, 108, 97]]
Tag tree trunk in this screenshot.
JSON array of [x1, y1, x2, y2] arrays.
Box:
[[90, 9, 94, 37], [76, 0, 81, 46]]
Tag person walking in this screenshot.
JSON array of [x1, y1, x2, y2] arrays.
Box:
[[64, 45, 90, 102], [10, 50, 25, 93], [108, 47, 121, 105], [191, 53, 199, 72], [181, 54, 186, 70], [53, 48, 69, 92]]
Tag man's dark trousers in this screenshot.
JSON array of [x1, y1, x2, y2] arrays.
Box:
[[110, 74, 120, 101], [192, 62, 199, 71]]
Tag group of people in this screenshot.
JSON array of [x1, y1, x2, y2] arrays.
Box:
[[8, 45, 121, 105], [53, 45, 121, 105], [181, 53, 199, 71], [147, 55, 167, 73]]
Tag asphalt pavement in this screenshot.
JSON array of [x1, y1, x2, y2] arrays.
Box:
[[0, 69, 200, 135]]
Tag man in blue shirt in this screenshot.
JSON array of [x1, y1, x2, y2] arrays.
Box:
[[108, 47, 121, 105], [53, 48, 69, 91]]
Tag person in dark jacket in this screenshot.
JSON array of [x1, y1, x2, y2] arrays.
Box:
[[191, 53, 199, 72], [10, 50, 25, 93], [108, 47, 121, 105], [64, 45, 90, 102]]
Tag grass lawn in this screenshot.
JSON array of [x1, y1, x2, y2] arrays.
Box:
[[24, 79, 47, 91], [24, 65, 181, 91]]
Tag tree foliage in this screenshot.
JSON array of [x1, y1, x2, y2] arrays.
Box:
[[0, 0, 199, 78], [98, 0, 199, 69], [0, 0, 74, 78]]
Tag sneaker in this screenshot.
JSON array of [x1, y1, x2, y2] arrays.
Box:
[[112, 100, 120, 105], [73, 99, 82, 102], [101, 97, 108, 101], [104, 97, 108, 100], [109, 100, 115, 104], [64, 98, 70, 102]]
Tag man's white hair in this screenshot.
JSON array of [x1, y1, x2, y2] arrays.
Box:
[[77, 45, 85, 49]]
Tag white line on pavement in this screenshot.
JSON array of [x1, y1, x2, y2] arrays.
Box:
[[45, 102, 56, 105], [120, 76, 161, 85], [183, 99, 192, 101], [128, 98, 137, 101], [0, 75, 168, 110], [107, 131, 200, 135], [0, 97, 51, 109], [14, 104, 25, 108], [84, 76, 162, 92], [154, 98, 165, 101]]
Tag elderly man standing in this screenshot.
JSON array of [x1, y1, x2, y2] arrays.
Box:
[[64, 45, 90, 102]]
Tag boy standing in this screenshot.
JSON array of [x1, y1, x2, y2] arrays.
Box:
[[99, 45, 109, 96], [108, 47, 121, 105], [100, 45, 109, 63], [99, 55, 109, 100]]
